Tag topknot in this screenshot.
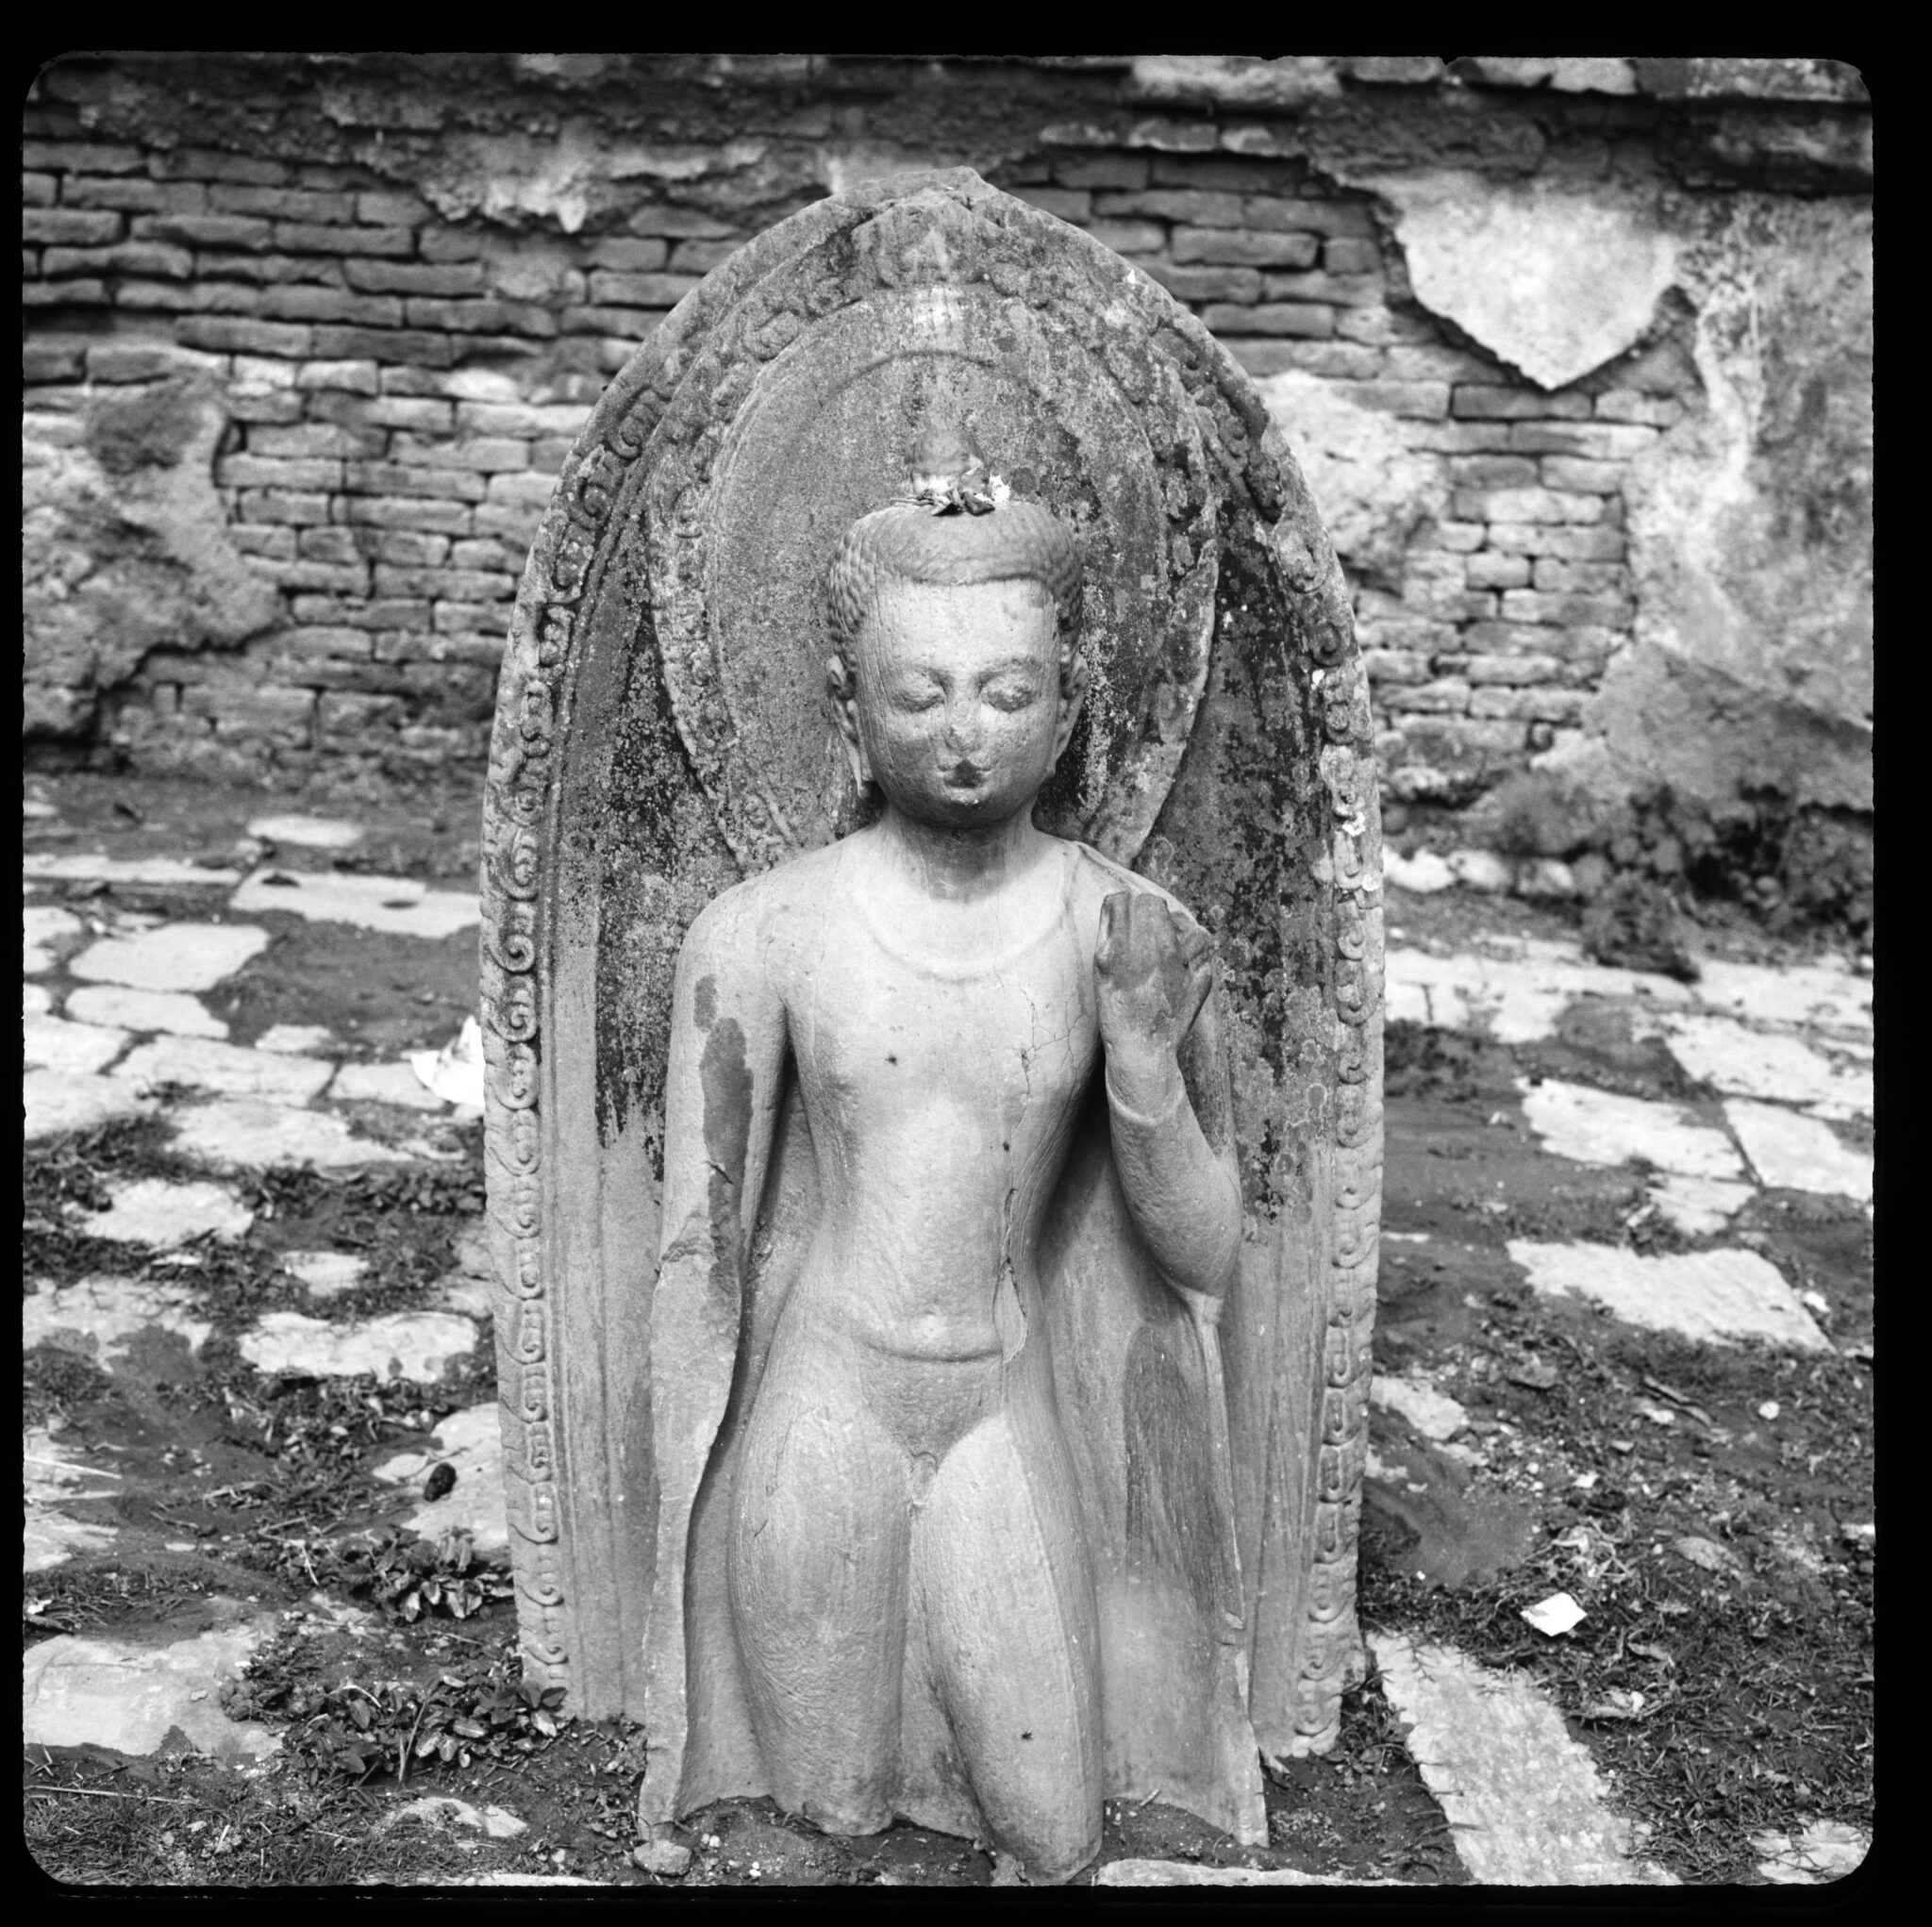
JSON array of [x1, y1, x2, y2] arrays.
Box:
[[826, 425, 1083, 656]]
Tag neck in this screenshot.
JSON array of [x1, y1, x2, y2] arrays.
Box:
[[874, 803, 1043, 901]]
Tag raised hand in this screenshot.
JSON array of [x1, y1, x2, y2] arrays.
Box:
[[1094, 890, 1215, 1072]]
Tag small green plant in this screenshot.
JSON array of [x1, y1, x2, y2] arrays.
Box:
[[225, 1632, 568, 1786], [358, 1527, 514, 1623]]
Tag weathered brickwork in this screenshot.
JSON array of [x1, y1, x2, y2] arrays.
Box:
[[22, 54, 1872, 833]]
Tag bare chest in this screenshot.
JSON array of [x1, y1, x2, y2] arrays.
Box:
[[782, 910, 1099, 1138]]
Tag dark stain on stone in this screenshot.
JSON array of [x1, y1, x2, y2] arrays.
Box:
[[83, 377, 209, 475], [700, 1012, 754, 1308]]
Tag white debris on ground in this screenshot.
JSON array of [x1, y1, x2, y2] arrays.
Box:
[[1507, 1242, 1835, 1353], [1369, 1632, 1677, 1885], [410, 1016, 487, 1108], [378, 1796, 528, 1841]]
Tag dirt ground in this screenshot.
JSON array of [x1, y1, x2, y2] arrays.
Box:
[[23, 771, 1874, 1888]]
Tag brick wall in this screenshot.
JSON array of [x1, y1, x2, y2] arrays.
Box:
[[21, 54, 1872, 842]]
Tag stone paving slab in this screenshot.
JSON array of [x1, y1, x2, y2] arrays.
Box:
[[1724, 1100, 1873, 1201], [70, 922, 270, 993], [24, 1012, 131, 1076], [23, 1616, 282, 1763], [117, 1035, 336, 1104], [25, 1426, 125, 1572], [1507, 1241, 1834, 1352], [24, 902, 84, 972], [245, 814, 364, 850], [1654, 1012, 1872, 1118], [165, 1097, 416, 1169], [24, 1067, 157, 1138], [24, 854, 242, 889], [331, 1059, 449, 1110], [255, 1022, 338, 1055], [230, 869, 478, 939], [1516, 1077, 1746, 1181], [1369, 1632, 1677, 1885], [79, 1176, 253, 1247], [1646, 1172, 1756, 1237], [238, 1309, 481, 1384], [64, 983, 229, 1039], [1692, 957, 1870, 1035], [25, 1277, 214, 1369]]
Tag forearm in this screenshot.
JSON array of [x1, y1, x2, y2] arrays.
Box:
[[1106, 1051, 1242, 1300]]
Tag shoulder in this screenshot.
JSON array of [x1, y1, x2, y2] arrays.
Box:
[[676, 839, 856, 975], [1061, 839, 1203, 930]]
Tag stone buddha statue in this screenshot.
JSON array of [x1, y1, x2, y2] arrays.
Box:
[[483, 171, 1382, 1902], [642, 423, 1257, 1883]]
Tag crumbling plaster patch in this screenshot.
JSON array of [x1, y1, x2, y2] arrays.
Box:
[[412, 125, 772, 232], [1256, 372, 1446, 584], [1541, 193, 1873, 814], [23, 378, 282, 739], [1361, 171, 1679, 390]]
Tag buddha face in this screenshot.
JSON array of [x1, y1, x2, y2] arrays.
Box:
[[835, 575, 1079, 830]]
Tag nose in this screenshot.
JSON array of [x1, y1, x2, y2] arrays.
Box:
[[941, 699, 983, 756]]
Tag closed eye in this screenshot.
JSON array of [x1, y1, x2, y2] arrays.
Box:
[[983, 679, 1040, 713], [889, 682, 944, 712]]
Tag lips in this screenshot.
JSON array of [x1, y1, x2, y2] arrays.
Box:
[[944, 760, 984, 788]]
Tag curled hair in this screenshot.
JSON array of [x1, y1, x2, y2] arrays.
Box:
[[825, 495, 1084, 693]]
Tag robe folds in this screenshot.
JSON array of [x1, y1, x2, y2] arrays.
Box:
[[637, 984, 1268, 1850]]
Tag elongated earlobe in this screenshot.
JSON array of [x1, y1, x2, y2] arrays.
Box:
[[826, 652, 872, 788], [1052, 646, 1089, 768]]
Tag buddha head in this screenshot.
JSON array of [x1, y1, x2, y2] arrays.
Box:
[[826, 422, 1086, 830]]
